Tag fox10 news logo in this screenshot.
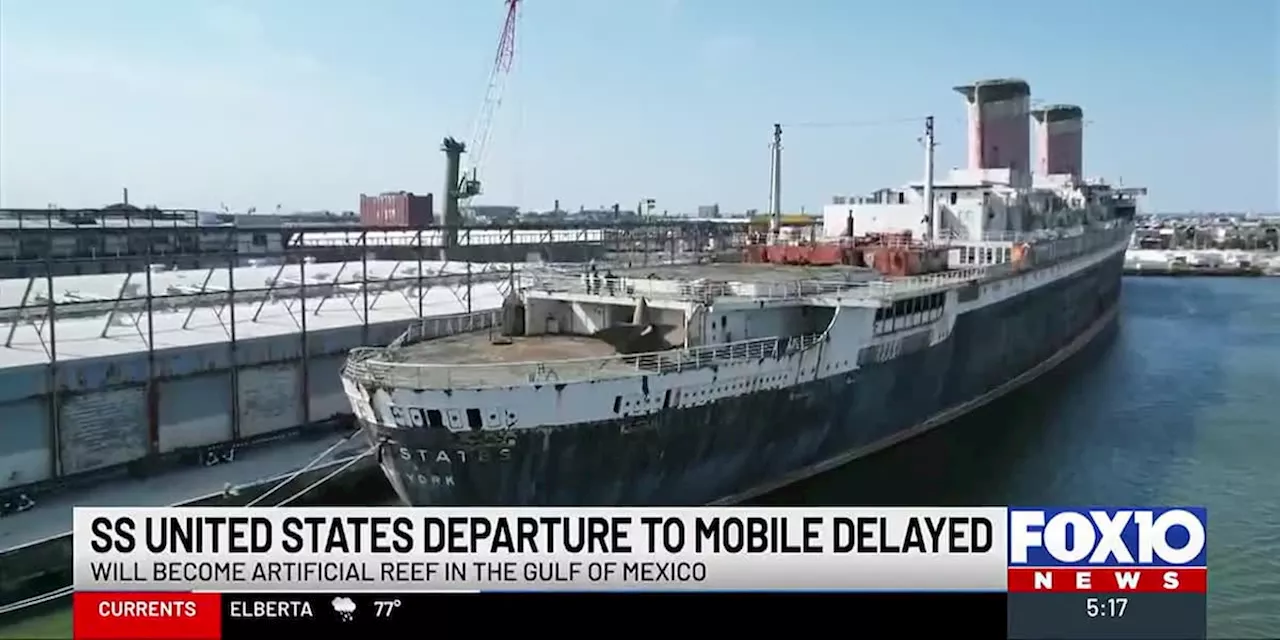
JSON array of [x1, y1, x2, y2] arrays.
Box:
[[1006, 507, 1208, 594]]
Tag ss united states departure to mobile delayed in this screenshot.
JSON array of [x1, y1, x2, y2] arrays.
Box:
[[339, 78, 1144, 506]]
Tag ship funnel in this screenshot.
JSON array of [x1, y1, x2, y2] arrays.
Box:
[[1031, 104, 1084, 179], [953, 78, 1032, 182]]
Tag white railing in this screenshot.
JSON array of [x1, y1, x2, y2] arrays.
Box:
[[973, 219, 1124, 245], [519, 272, 866, 303], [862, 265, 1001, 297], [344, 331, 824, 389], [518, 266, 1006, 306], [387, 309, 503, 348]]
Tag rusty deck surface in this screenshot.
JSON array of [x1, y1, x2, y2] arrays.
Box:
[[396, 332, 622, 365], [369, 332, 639, 388]]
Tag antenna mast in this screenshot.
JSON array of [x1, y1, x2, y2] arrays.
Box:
[[769, 123, 783, 245], [923, 116, 937, 242], [458, 0, 522, 202]]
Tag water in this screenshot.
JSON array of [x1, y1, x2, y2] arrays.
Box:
[[759, 277, 1280, 638]]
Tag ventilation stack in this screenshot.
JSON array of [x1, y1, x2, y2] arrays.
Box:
[[441, 137, 466, 256], [1031, 105, 1084, 179], [952, 79, 1032, 185]]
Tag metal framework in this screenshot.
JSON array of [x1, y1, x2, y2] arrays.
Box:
[[0, 220, 754, 358], [0, 218, 753, 521]]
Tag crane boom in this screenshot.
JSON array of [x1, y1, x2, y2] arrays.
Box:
[[459, 0, 521, 200]]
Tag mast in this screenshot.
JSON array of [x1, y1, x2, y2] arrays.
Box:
[[923, 116, 937, 242], [769, 123, 783, 245]]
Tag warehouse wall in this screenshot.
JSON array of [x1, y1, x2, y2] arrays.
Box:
[[0, 311, 499, 491]]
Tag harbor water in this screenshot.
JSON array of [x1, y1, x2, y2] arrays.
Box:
[[761, 276, 1280, 638]]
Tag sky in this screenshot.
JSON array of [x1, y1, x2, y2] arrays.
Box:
[[0, 0, 1276, 214]]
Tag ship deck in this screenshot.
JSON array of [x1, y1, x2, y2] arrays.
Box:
[[523, 259, 1002, 304], [519, 261, 884, 305], [344, 258, 1028, 390], [371, 333, 640, 388], [344, 263, 908, 390], [398, 332, 622, 365]]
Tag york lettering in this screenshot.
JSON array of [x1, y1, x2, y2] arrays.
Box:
[[402, 473, 457, 487], [396, 447, 513, 464]]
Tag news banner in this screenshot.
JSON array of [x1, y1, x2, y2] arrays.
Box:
[[71, 506, 1208, 640]]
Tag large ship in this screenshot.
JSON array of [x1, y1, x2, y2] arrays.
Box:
[[339, 78, 1144, 506]]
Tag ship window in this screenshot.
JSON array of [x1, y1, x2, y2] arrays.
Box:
[[950, 191, 958, 205], [897, 192, 905, 204], [426, 409, 444, 429], [466, 408, 482, 430]]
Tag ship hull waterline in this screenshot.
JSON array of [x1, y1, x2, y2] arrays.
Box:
[[358, 252, 1125, 506]]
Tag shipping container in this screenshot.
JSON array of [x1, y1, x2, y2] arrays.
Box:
[[359, 192, 434, 227]]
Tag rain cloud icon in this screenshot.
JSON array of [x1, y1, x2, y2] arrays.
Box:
[[331, 597, 357, 622]]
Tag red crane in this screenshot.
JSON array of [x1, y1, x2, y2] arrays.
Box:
[[459, 0, 522, 200]]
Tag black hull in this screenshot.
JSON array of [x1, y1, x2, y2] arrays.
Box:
[[363, 252, 1126, 505]]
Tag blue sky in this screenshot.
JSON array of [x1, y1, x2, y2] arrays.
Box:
[[0, 0, 1275, 213]]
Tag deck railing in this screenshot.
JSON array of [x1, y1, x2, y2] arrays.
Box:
[[344, 330, 824, 389], [519, 272, 868, 303], [519, 264, 1001, 306], [386, 308, 503, 348]]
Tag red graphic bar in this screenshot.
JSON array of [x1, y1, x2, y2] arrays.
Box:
[[1007, 567, 1207, 593], [74, 592, 221, 640]]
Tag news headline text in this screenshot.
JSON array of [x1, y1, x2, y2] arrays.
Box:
[[74, 507, 1008, 592], [89, 513, 994, 556]]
